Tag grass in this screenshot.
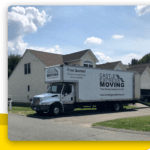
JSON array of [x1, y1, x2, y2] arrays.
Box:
[[123, 105, 137, 109], [8, 105, 137, 115], [74, 106, 97, 111], [74, 105, 137, 111], [8, 106, 35, 116], [92, 115, 150, 131]]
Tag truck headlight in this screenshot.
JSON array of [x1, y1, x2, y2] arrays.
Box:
[[39, 99, 43, 105]]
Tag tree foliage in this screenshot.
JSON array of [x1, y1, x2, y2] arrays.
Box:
[[138, 53, 150, 64], [8, 54, 21, 78], [131, 58, 139, 65], [129, 53, 150, 65]]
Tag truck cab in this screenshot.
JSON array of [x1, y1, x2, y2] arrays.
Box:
[[31, 82, 75, 115]]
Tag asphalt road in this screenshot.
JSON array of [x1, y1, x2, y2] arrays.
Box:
[[8, 104, 150, 141]]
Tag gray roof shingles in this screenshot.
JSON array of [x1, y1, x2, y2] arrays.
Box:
[[96, 61, 121, 69], [28, 49, 89, 66], [126, 63, 150, 74]]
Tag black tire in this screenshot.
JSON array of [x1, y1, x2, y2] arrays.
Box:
[[97, 104, 105, 111], [113, 103, 120, 111], [144, 98, 148, 103], [36, 111, 44, 115], [50, 104, 61, 116], [120, 103, 123, 110]]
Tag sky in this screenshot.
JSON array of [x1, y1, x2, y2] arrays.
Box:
[[8, 5, 150, 64]]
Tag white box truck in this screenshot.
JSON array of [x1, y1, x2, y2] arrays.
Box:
[[31, 64, 141, 115]]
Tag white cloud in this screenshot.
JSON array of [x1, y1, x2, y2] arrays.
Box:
[[94, 51, 143, 65], [112, 34, 124, 39], [8, 6, 52, 55], [8, 37, 28, 55], [113, 53, 142, 65], [84, 36, 103, 45], [94, 52, 112, 64], [48, 16, 53, 22], [135, 5, 150, 16], [28, 45, 62, 54]]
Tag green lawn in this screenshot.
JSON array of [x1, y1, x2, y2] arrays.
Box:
[[8, 105, 137, 115], [92, 115, 150, 131], [8, 106, 35, 116]]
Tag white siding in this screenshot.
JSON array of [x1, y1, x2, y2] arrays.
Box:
[[8, 51, 47, 103], [141, 67, 150, 89], [134, 73, 141, 99], [67, 51, 96, 68], [80, 51, 96, 68], [68, 60, 81, 66], [114, 63, 126, 71]]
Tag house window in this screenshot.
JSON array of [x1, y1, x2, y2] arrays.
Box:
[[84, 64, 88, 67], [24, 63, 31, 74], [28, 85, 30, 91], [83, 60, 93, 68]]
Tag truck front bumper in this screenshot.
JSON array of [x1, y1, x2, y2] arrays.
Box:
[[31, 105, 50, 111]]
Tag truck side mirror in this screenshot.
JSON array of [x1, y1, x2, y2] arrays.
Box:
[[64, 93, 67, 96]]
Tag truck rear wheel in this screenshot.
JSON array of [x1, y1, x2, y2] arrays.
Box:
[[144, 98, 148, 102], [113, 103, 120, 111]]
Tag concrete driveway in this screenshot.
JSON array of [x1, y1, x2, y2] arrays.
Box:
[[27, 103, 150, 128], [8, 103, 150, 141]]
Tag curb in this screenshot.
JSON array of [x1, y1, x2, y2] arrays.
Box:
[[92, 126, 150, 135]]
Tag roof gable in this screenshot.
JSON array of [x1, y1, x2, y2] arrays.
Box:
[[80, 49, 99, 63], [96, 61, 121, 69], [127, 66, 147, 74], [28, 49, 64, 66], [27, 49, 98, 66], [126, 63, 150, 75], [63, 49, 89, 62], [114, 62, 126, 70]]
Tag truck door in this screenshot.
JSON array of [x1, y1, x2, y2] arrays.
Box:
[[61, 84, 74, 104]]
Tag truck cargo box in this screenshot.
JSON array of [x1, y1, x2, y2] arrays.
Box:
[[45, 65, 141, 102]]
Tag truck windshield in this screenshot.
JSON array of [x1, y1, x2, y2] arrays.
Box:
[[47, 85, 63, 94]]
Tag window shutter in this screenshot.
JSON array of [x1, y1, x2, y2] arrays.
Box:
[[24, 64, 27, 74], [28, 63, 31, 74], [28, 85, 30, 91]]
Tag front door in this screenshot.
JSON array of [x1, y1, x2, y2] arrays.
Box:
[[61, 84, 74, 104]]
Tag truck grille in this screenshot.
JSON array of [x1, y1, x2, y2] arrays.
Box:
[[32, 97, 41, 105]]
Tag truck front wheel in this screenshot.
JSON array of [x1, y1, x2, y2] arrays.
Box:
[[50, 104, 60, 116]]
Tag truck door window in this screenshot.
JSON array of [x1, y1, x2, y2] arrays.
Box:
[[47, 85, 63, 93], [63, 85, 72, 94]]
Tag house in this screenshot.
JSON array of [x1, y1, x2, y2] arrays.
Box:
[[8, 49, 99, 103], [125, 63, 150, 89], [96, 61, 126, 71]]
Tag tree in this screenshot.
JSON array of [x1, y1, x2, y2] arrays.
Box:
[[138, 53, 150, 64], [8, 54, 21, 77], [130, 58, 139, 65], [129, 53, 150, 65]]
